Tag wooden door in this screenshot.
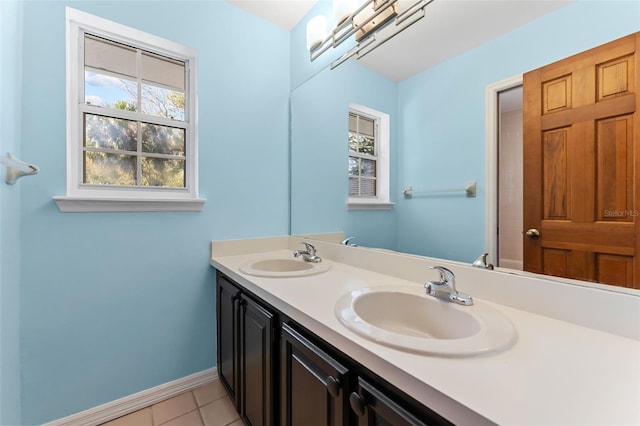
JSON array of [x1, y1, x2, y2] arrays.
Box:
[[216, 273, 241, 409], [241, 295, 275, 426], [280, 323, 349, 426], [523, 32, 639, 288], [349, 378, 451, 426]]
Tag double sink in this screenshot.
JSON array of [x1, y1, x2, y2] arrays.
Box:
[[239, 254, 516, 357]]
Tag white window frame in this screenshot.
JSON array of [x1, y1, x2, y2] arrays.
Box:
[[54, 7, 204, 212], [347, 103, 393, 210]]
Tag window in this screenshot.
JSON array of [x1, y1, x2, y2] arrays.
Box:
[[347, 104, 393, 210], [349, 112, 377, 197], [55, 8, 204, 212]]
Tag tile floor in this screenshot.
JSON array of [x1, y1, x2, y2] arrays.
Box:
[[100, 379, 241, 426]]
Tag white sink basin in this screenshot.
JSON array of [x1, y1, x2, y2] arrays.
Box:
[[335, 285, 516, 356], [239, 257, 331, 278]]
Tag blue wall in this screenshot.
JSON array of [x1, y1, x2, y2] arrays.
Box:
[[14, 1, 290, 424], [1, 1, 24, 424], [4, 0, 640, 423], [290, 61, 398, 249], [396, 0, 640, 261]]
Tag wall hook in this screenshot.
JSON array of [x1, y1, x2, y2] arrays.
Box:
[[0, 153, 39, 185]]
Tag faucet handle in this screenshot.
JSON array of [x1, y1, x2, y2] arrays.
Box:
[[301, 242, 316, 256], [341, 237, 357, 246], [429, 266, 454, 284]]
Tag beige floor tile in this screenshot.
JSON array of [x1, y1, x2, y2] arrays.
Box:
[[193, 380, 227, 407], [102, 407, 153, 426], [160, 409, 204, 426], [226, 420, 243, 426], [199, 396, 240, 426], [152, 391, 198, 425]]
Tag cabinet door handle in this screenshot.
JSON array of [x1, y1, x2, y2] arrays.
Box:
[[349, 392, 366, 417], [326, 376, 341, 397]]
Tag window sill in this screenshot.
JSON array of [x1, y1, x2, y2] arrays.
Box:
[[347, 200, 395, 211], [53, 196, 206, 213]]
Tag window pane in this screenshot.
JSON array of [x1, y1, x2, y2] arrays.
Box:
[[349, 156, 360, 176], [141, 157, 185, 188], [359, 116, 375, 137], [85, 114, 137, 151], [141, 51, 185, 91], [85, 35, 136, 80], [360, 178, 376, 196], [360, 135, 375, 155], [349, 177, 377, 197], [141, 123, 185, 155], [349, 177, 359, 196], [84, 152, 136, 185], [85, 71, 137, 110], [141, 84, 185, 120], [349, 134, 375, 155], [349, 133, 359, 153], [361, 159, 376, 177], [349, 113, 374, 137]]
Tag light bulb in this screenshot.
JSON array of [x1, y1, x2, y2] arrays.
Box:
[[306, 16, 328, 51], [333, 0, 360, 25]]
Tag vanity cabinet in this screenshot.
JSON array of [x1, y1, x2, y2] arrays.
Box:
[[216, 273, 274, 426], [350, 378, 436, 426], [216, 271, 453, 426], [280, 323, 350, 426]]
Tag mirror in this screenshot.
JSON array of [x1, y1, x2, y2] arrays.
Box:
[[290, 0, 640, 291]]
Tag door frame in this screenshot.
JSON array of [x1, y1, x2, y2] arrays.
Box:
[[485, 73, 523, 267]]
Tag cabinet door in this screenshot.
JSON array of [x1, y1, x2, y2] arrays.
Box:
[[216, 274, 241, 409], [350, 378, 451, 426], [241, 295, 275, 426], [281, 323, 349, 426]]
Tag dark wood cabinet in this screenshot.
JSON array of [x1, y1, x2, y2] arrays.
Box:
[[240, 295, 274, 426], [281, 323, 350, 426], [216, 271, 455, 426], [216, 272, 275, 426], [349, 378, 449, 426], [216, 274, 240, 408]]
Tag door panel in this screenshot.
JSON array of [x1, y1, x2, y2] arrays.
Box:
[[523, 32, 640, 288], [217, 275, 240, 409], [597, 115, 634, 221], [542, 128, 568, 219], [280, 323, 349, 426], [241, 297, 274, 426]]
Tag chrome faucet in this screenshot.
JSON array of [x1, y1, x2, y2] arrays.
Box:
[[472, 253, 494, 270], [424, 266, 473, 306], [340, 237, 358, 247], [293, 242, 322, 263]]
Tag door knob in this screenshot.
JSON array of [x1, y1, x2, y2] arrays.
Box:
[[325, 376, 340, 398], [349, 392, 366, 417], [525, 228, 540, 238]]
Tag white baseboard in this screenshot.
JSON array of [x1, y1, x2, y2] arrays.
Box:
[[44, 367, 218, 426]]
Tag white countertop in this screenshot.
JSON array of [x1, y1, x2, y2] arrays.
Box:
[[210, 237, 640, 425]]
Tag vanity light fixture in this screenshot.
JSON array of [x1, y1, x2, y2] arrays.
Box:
[[306, 0, 435, 69], [306, 15, 328, 50]]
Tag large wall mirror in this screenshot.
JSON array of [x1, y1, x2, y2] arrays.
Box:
[[290, 0, 640, 291]]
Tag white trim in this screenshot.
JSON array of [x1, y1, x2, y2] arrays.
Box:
[[347, 201, 395, 210], [485, 74, 523, 266], [44, 368, 217, 426], [53, 196, 206, 212]]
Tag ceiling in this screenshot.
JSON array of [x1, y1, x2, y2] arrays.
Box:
[[226, 0, 573, 81]]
